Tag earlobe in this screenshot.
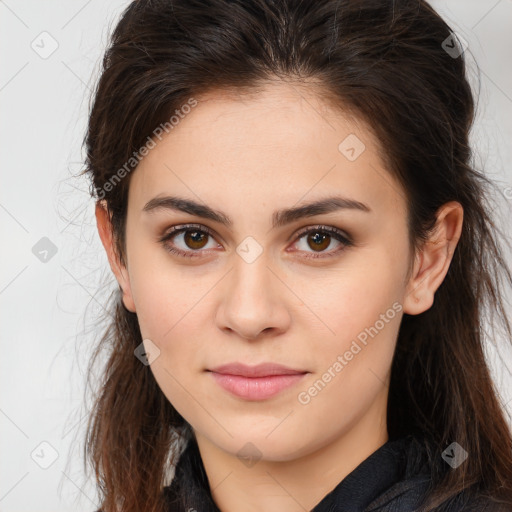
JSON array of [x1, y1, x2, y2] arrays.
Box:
[[403, 250, 432, 315], [95, 201, 136, 313], [403, 201, 463, 315]]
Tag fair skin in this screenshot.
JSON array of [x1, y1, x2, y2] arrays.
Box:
[[96, 81, 463, 512]]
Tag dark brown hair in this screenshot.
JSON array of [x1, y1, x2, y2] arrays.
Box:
[[81, 1, 512, 511]]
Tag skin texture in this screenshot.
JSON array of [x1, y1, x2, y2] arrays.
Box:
[[96, 81, 463, 512]]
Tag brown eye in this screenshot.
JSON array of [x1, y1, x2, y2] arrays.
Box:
[[306, 231, 331, 252], [291, 225, 353, 259], [159, 224, 219, 258], [183, 230, 209, 250]]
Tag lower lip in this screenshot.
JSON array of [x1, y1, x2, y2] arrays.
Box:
[[208, 371, 307, 400]]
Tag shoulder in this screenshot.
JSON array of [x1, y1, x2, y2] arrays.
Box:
[[435, 492, 512, 512], [365, 482, 512, 512], [363, 473, 431, 511], [363, 435, 512, 512]]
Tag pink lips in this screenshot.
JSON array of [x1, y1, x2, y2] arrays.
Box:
[[207, 362, 308, 401]]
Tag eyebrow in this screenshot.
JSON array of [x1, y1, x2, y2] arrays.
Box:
[[142, 195, 371, 229]]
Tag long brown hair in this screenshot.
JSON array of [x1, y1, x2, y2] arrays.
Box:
[[81, 1, 512, 511]]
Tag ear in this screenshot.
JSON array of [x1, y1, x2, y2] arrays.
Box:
[[95, 200, 136, 313], [403, 201, 463, 315]]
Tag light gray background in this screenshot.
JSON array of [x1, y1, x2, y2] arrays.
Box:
[[1, 1, 511, 511]]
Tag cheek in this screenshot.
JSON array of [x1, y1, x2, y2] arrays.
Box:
[[129, 267, 209, 416], [124, 229, 203, 339], [131, 273, 206, 355], [294, 251, 406, 347], [290, 259, 404, 440], [290, 246, 407, 419]]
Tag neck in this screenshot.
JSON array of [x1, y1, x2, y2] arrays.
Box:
[[193, 389, 389, 512]]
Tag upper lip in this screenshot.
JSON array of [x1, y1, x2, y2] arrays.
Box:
[[208, 362, 307, 377]]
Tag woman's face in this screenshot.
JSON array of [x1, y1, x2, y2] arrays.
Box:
[[111, 82, 419, 461]]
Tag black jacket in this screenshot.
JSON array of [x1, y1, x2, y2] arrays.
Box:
[[163, 433, 511, 512]]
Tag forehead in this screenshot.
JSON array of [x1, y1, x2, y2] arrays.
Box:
[[128, 82, 407, 221]]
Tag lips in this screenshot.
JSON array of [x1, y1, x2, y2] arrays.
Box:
[[208, 362, 307, 377], [206, 362, 309, 400]]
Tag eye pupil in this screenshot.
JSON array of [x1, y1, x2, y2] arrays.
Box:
[[308, 232, 330, 251], [184, 230, 208, 249]]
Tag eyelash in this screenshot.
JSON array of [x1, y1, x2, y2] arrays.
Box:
[[158, 223, 353, 260]]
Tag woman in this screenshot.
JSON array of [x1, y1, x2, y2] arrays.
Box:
[[82, 0, 512, 511]]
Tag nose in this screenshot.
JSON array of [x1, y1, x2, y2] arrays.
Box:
[[215, 254, 292, 341]]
